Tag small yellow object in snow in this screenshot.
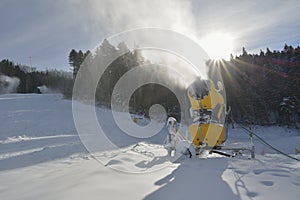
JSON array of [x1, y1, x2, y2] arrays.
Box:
[[133, 117, 138, 123]]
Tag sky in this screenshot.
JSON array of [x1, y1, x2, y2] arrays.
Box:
[[0, 0, 299, 71]]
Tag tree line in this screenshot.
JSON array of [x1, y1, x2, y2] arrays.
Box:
[[214, 44, 300, 127], [0, 59, 73, 94], [69, 41, 300, 127], [68, 39, 181, 120]]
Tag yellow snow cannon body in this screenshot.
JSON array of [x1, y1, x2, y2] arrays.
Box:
[[187, 79, 227, 148]]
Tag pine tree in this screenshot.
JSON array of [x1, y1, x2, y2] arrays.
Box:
[[68, 49, 78, 79], [242, 47, 248, 56]]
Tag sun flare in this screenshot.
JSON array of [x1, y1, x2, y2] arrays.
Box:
[[199, 32, 235, 60]]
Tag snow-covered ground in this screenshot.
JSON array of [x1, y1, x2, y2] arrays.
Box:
[[0, 93, 299, 200]]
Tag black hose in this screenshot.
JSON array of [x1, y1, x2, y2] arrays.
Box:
[[231, 117, 300, 162]]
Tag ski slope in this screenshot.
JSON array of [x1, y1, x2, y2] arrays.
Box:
[[0, 93, 299, 200]]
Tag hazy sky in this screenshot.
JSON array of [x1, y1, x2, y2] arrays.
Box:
[[1, 0, 299, 71]]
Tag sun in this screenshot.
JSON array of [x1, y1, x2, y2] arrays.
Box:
[[199, 32, 235, 60]]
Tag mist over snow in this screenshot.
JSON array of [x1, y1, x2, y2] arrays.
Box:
[[37, 85, 52, 93], [0, 75, 20, 94]]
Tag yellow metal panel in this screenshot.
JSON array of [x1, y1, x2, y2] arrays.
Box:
[[189, 124, 202, 146], [189, 123, 226, 147], [200, 81, 224, 109], [188, 80, 225, 120], [202, 123, 224, 147], [187, 90, 201, 110]]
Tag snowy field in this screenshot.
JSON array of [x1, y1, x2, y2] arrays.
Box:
[[0, 93, 300, 200]]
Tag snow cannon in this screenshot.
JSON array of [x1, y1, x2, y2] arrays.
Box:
[[187, 79, 227, 154], [164, 78, 255, 158]]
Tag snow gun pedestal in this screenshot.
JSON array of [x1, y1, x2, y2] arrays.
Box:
[[165, 119, 255, 159]]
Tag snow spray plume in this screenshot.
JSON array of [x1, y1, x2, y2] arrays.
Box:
[[72, 28, 214, 173], [0, 75, 20, 94], [70, 0, 225, 175], [37, 85, 58, 94], [80, 0, 208, 81]]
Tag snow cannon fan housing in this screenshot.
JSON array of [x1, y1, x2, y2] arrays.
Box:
[[187, 79, 227, 147]]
